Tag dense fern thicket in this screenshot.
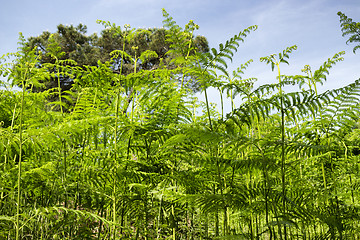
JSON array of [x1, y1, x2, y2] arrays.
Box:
[[1, 9, 360, 240]]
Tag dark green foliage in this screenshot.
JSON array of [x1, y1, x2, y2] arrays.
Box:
[[22, 20, 209, 94]]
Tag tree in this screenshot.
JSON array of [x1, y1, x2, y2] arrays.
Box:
[[23, 23, 209, 93], [338, 11, 360, 53]]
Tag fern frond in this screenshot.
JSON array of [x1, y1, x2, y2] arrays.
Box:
[[338, 12, 360, 53], [312, 51, 345, 85], [203, 25, 257, 73]]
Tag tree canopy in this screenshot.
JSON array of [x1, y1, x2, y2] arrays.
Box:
[[23, 22, 209, 93]]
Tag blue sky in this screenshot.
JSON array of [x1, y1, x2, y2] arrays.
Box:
[[1, 0, 359, 111]]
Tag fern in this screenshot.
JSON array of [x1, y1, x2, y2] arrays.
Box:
[[338, 12, 360, 53]]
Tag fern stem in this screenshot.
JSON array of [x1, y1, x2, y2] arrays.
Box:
[[276, 63, 287, 240], [57, 67, 63, 114], [11, 103, 17, 131], [16, 69, 27, 240], [172, 204, 176, 240], [62, 140, 68, 208], [204, 88, 213, 130], [219, 87, 224, 120], [112, 35, 126, 240]]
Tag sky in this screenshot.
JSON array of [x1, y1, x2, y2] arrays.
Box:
[[0, 0, 359, 112]]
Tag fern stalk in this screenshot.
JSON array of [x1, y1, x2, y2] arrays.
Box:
[[57, 65, 63, 114], [15, 52, 38, 239], [15, 75, 26, 240], [204, 88, 213, 130], [261, 46, 297, 239], [276, 62, 287, 240], [112, 34, 127, 240]]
